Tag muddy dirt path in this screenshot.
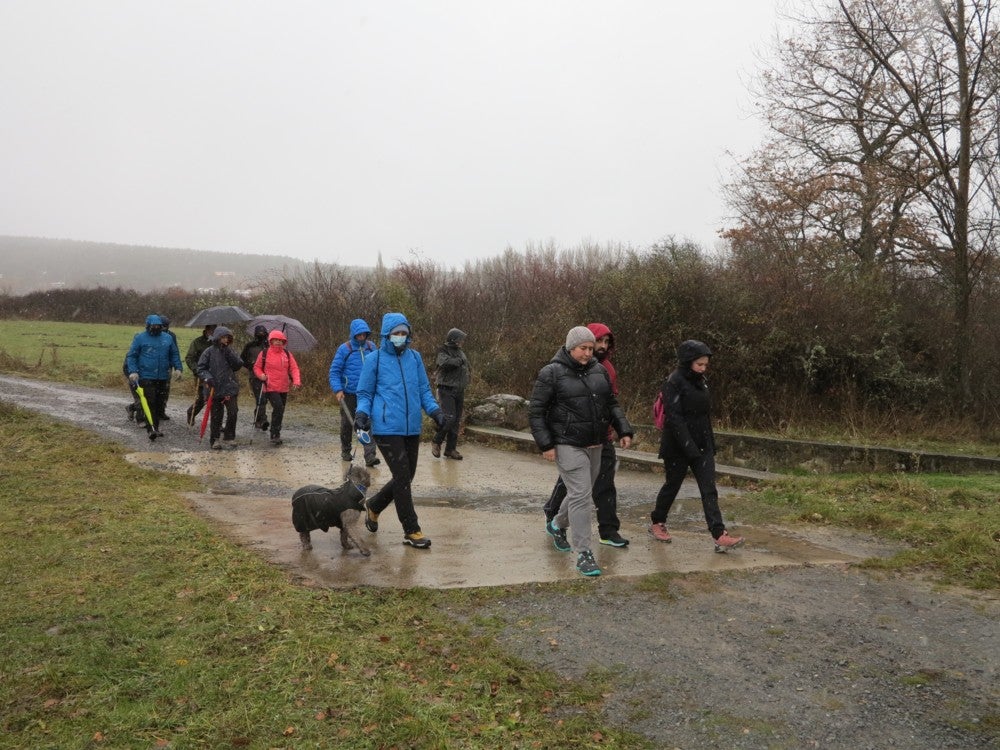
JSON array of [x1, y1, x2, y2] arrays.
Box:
[[2, 374, 997, 749]]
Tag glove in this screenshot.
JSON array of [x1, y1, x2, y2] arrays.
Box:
[[128, 373, 139, 384], [354, 412, 371, 432], [432, 411, 448, 429], [172, 369, 183, 382]]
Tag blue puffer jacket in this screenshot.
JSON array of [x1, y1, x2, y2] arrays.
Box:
[[355, 312, 440, 436], [327, 318, 376, 394], [125, 314, 183, 380]]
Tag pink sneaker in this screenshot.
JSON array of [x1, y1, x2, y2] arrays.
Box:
[[714, 531, 745, 553], [649, 522, 672, 543]]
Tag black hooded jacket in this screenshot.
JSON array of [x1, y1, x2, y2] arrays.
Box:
[[528, 347, 632, 452], [658, 340, 715, 460]]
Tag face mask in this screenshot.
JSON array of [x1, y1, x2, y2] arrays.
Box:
[[389, 334, 408, 347]]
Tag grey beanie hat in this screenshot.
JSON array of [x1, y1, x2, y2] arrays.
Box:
[[446, 328, 467, 344], [565, 325, 596, 351]]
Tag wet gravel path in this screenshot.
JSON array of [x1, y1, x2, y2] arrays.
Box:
[[2, 375, 998, 749]]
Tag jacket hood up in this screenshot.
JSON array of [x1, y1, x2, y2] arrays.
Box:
[[677, 339, 712, 366], [349, 318, 372, 340], [379, 312, 411, 351], [587, 322, 614, 359], [212, 326, 233, 342]]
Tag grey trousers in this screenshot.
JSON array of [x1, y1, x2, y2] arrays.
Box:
[[553, 444, 603, 553]]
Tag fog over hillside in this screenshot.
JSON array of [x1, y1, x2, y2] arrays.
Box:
[[0, 236, 336, 295]]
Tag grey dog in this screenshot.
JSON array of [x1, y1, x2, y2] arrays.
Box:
[[291, 465, 372, 556]]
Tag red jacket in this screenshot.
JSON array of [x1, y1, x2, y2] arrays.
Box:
[[253, 348, 301, 393], [588, 322, 619, 440]]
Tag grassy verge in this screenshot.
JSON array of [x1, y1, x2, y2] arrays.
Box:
[[730, 473, 1000, 590], [0, 320, 199, 389], [0, 403, 644, 749]]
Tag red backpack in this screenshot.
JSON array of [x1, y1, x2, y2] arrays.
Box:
[[652, 390, 666, 430]]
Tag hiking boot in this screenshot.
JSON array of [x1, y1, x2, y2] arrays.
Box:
[[431, 442, 441, 458], [159, 413, 170, 421], [649, 523, 673, 543], [364, 501, 379, 533], [546, 519, 570, 552], [365, 457, 381, 467], [444, 449, 463, 460], [148, 431, 158, 441], [299, 532, 312, 551], [270, 436, 283, 446], [341, 449, 353, 461], [600, 532, 630, 547], [714, 531, 745, 553], [126, 403, 136, 419], [576, 550, 601, 577], [403, 531, 432, 549], [260, 420, 269, 431]]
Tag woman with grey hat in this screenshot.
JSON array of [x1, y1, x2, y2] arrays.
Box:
[[431, 328, 471, 460], [528, 326, 633, 577]]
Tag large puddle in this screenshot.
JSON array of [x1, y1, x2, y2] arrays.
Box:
[[127, 442, 896, 589]]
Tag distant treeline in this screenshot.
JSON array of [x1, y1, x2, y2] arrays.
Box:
[[2, 239, 997, 436]]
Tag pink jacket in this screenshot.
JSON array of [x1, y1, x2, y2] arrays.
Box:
[[253, 348, 301, 393]]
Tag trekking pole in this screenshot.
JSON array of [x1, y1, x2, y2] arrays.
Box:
[[249, 383, 267, 446]]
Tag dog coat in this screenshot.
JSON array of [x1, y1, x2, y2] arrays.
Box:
[[291, 482, 366, 534]]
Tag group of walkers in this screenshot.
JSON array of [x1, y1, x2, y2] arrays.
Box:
[[124, 317, 301, 448], [122, 311, 743, 575], [529, 324, 744, 577]]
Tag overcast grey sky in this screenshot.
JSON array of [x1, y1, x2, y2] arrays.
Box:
[[0, 1, 800, 268]]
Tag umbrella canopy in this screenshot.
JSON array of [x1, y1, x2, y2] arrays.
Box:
[[246, 315, 318, 352], [185, 305, 254, 328]]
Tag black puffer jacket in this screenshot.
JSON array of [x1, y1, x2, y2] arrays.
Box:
[[528, 347, 632, 452], [658, 339, 715, 460]]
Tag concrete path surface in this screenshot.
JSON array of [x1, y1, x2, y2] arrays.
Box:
[[129, 442, 894, 589]]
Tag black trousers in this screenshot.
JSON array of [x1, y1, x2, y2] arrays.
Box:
[[209, 394, 239, 442], [137, 378, 168, 431], [432, 386, 464, 451], [189, 377, 209, 421], [367, 434, 421, 535], [543, 442, 620, 538], [263, 391, 287, 437], [651, 452, 725, 539], [249, 377, 268, 425]]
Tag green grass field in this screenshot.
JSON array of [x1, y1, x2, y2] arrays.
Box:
[[0, 404, 636, 749], [0, 320, 200, 388]]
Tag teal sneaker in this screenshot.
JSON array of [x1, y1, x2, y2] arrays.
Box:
[[576, 550, 601, 576], [546, 519, 570, 552]]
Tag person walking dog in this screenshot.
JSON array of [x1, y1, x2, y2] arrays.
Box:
[[355, 312, 446, 549]]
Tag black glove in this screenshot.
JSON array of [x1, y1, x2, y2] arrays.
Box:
[[432, 411, 448, 429], [354, 412, 371, 432]]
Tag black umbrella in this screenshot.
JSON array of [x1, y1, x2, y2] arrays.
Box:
[[185, 305, 254, 327], [246, 315, 318, 352]]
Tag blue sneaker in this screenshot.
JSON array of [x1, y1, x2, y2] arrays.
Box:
[[576, 550, 601, 576], [546, 519, 570, 552]]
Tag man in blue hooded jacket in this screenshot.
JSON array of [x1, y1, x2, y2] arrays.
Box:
[[126, 314, 183, 440], [354, 312, 446, 549], [328, 318, 380, 466]]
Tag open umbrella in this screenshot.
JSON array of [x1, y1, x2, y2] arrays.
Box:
[[185, 305, 254, 328], [246, 315, 318, 352]]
